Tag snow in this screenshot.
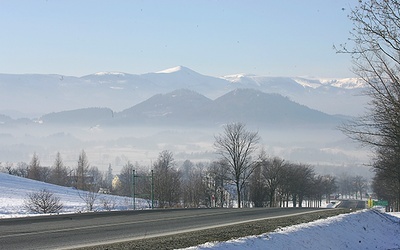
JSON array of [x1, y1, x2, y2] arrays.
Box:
[[94, 72, 126, 76], [156, 66, 186, 74], [1, 173, 399, 250], [222, 74, 255, 81], [0, 173, 146, 218], [319, 77, 366, 89], [110, 86, 124, 90], [221, 74, 366, 90], [182, 210, 400, 250], [292, 77, 322, 89], [292, 77, 366, 90]]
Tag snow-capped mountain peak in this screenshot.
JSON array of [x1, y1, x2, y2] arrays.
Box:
[[292, 78, 322, 89], [220, 73, 256, 82], [319, 78, 366, 89], [155, 66, 196, 74]]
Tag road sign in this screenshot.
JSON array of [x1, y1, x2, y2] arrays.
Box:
[[373, 200, 388, 206], [368, 198, 373, 208]]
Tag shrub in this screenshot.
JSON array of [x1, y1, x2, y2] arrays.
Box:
[[24, 189, 63, 214]]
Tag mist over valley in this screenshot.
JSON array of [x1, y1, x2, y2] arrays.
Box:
[[0, 66, 370, 175]]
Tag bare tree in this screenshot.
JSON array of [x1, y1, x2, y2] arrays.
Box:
[[308, 175, 324, 208], [276, 164, 292, 208], [249, 162, 267, 207], [87, 166, 103, 191], [76, 150, 90, 190], [353, 175, 368, 200], [207, 160, 230, 207], [214, 122, 260, 208], [373, 168, 398, 207], [24, 189, 63, 214], [153, 150, 181, 208], [78, 189, 99, 211], [4, 162, 14, 175], [261, 156, 286, 207], [338, 173, 355, 199], [373, 147, 400, 203], [181, 160, 208, 208], [134, 168, 154, 208], [286, 163, 315, 208], [338, 0, 400, 211], [15, 162, 29, 178], [27, 153, 41, 181], [181, 160, 195, 207], [76, 166, 104, 211], [115, 162, 133, 197], [104, 164, 114, 192], [322, 174, 337, 203], [100, 197, 117, 211], [50, 152, 69, 186]]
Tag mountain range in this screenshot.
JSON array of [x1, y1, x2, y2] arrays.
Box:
[[0, 66, 368, 119], [33, 88, 342, 128], [0, 66, 369, 171]]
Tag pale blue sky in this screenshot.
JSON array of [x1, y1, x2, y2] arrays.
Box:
[[0, 0, 356, 77]]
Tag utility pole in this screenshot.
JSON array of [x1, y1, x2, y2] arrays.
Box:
[[132, 169, 136, 210], [132, 169, 154, 210], [151, 170, 154, 209]]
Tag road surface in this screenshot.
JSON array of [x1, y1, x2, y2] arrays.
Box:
[[336, 200, 366, 209], [0, 207, 324, 249]]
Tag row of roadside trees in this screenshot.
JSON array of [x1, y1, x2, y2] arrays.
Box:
[[0, 123, 369, 209], [249, 157, 337, 208]]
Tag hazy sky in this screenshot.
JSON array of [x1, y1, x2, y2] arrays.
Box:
[[1, 0, 357, 77]]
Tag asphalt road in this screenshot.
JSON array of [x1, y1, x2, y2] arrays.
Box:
[[0, 207, 324, 250]]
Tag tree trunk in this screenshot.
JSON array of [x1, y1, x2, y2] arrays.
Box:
[[236, 182, 241, 208], [293, 194, 297, 208], [298, 195, 303, 207]]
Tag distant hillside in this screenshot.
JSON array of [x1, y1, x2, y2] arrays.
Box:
[[33, 89, 344, 128], [210, 89, 339, 126], [118, 89, 213, 125], [40, 107, 114, 125]]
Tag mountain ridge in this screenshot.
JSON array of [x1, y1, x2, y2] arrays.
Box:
[[0, 66, 368, 118], [26, 88, 344, 129]]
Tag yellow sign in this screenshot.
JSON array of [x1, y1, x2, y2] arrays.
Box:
[[368, 197, 373, 208]]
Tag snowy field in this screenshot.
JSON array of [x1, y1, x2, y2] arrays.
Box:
[[1, 173, 399, 249], [0, 173, 147, 218]]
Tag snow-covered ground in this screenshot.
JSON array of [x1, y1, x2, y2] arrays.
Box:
[[1, 173, 399, 249], [181, 209, 400, 250], [0, 173, 147, 218]]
